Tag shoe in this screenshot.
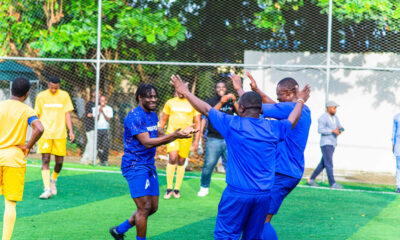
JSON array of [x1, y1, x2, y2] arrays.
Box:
[[173, 189, 181, 199], [39, 189, 52, 199], [104, 161, 110, 166], [395, 188, 400, 193], [164, 189, 173, 199], [109, 226, 125, 240], [197, 187, 209, 197], [331, 183, 343, 189], [50, 179, 57, 195], [306, 179, 319, 187]]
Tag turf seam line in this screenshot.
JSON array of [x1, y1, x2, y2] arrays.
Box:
[[27, 164, 398, 195]]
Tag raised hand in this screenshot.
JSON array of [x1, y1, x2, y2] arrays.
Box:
[[246, 72, 259, 92], [170, 75, 190, 96], [229, 73, 243, 91], [296, 84, 311, 103]]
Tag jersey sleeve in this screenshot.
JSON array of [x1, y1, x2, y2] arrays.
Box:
[[26, 107, 39, 126], [125, 113, 148, 136], [64, 92, 74, 112], [162, 100, 171, 115], [262, 103, 293, 120], [271, 119, 292, 141], [208, 108, 233, 138]]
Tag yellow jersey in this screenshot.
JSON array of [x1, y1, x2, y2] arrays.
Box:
[[162, 97, 200, 133], [0, 100, 38, 167], [34, 89, 74, 139]]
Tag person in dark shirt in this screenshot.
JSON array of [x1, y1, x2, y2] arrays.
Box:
[[197, 81, 237, 197], [80, 92, 96, 165]]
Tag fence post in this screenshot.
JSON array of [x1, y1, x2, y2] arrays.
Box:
[[325, 0, 333, 104], [92, 0, 103, 166]]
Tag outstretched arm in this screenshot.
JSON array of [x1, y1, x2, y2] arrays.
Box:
[[170, 75, 212, 117], [229, 74, 245, 97], [136, 129, 189, 149], [246, 72, 276, 104], [287, 85, 311, 129]]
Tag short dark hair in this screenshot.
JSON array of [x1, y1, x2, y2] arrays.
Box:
[[135, 84, 158, 103], [215, 81, 226, 89], [277, 77, 298, 92], [239, 91, 262, 110], [49, 76, 60, 84], [11, 77, 31, 97]]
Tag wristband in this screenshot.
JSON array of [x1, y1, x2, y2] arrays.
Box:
[[297, 99, 305, 104]]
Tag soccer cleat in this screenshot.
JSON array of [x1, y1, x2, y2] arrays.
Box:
[[197, 187, 209, 197], [330, 183, 343, 189], [306, 179, 318, 187], [395, 188, 400, 193], [163, 189, 173, 199], [173, 189, 181, 199], [109, 226, 125, 240], [39, 189, 52, 199], [50, 179, 57, 195]]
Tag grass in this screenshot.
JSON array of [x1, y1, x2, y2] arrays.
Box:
[[2, 161, 400, 239]]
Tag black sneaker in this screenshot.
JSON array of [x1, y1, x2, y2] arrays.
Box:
[[173, 189, 181, 198], [109, 226, 124, 240]]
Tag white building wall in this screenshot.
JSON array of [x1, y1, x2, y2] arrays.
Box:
[[244, 51, 399, 174]]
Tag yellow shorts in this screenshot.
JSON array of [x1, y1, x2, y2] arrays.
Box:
[[0, 166, 26, 201], [166, 137, 193, 158], [38, 138, 67, 156]]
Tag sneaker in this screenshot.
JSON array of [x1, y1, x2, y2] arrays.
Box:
[[306, 179, 319, 187], [109, 226, 125, 240], [197, 187, 209, 197], [173, 190, 181, 199], [331, 183, 343, 189], [50, 179, 57, 195], [395, 188, 400, 193], [39, 189, 52, 199], [164, 189, 173, 199]]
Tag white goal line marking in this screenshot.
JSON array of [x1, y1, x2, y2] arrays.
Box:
[[26, 164, 398, 195]]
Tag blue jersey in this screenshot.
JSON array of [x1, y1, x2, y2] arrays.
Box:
[[208, 108, 291, 191], [262, 102, 311, 179], [121, 106, 159, 171]]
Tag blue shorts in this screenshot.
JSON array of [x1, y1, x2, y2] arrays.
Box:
[[122, 165, 159, 199], [214, 186, 271, 240], [268, 173, 301, 215]]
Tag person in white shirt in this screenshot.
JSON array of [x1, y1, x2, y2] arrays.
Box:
[[93, 96, 113, 166]]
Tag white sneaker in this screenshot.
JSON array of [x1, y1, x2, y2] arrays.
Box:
[[197, 187, 209, 197], [39, 189, 52, 199], [50, 179, 57, 195]]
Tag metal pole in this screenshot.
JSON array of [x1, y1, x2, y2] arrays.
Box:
[[93, 0, 102, 166], [325, 0, 333, 104]]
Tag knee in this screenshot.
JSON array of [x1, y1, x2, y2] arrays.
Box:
[[149, 205, 158, 215], [168, 158, 177, 165]]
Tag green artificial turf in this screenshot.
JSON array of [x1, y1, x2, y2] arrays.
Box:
[[1, 164, 399, 239]]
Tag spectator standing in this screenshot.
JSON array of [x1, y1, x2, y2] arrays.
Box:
[[197, 81, 237, 197], [93, 96, 113, 166], [307, 101, 344, 189], [80, 92, 96, 165], [391, 113, 400, 193]]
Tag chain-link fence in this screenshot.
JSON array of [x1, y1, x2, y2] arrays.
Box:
[[1, 0, 400, 184]]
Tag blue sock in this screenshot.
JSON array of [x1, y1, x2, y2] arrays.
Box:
[[116, 220, 133, 234], [262, 222, 278, 240], [136, 237, 146, 240]]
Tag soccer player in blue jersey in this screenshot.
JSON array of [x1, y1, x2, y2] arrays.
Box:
[[170, 74, 310, 240], [109, 84, 197, 240], [231, 72, 312, 240]]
